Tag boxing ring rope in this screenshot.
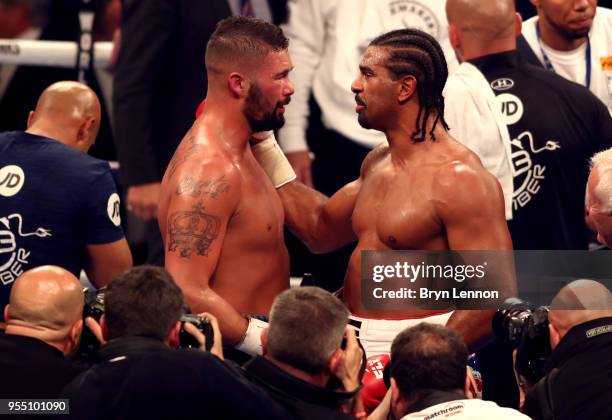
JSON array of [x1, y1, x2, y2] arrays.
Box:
[[0, 39, 113, 70]]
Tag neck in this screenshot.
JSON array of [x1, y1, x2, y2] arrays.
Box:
[[385, 111, 447, 165], [538, 16, 588, 51], [461, 40, 516, 62], [266, 356, 329, 387], [26, 124, 75, 148], [5, 324, 68, 356], [201, 94, 253, 155]]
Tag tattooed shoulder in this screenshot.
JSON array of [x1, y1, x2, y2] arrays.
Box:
[[176, 175, 230, 198], [167, 201, 220, 258]]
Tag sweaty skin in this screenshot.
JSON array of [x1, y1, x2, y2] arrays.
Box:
[[158, 120, 289, 344], [275, 45, 514, 349]]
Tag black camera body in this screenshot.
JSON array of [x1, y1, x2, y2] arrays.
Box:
[[76, 288, 214, 361], [492, 298, 551, 384], [179, 314, 214, 351]]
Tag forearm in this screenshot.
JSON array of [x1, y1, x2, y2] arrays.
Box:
[[446, 310, 494, 351], [279, 182, 341, 253], [183, 286, 249, 345]]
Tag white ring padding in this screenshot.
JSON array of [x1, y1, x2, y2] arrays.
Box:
[[0, 39, 112, 69]]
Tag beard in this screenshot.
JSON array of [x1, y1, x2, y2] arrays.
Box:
[[244, 83, 287, 132], [357, 111, 372, 129]]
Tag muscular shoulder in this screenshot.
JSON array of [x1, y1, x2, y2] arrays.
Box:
[[360, 144, 389, 176], [432, 156, 502, 213]]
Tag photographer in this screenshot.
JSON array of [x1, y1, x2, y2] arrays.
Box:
[[523, 280, 612, 420], [244, 287, 368, 419], [62, 265, 288, 419], [0, 266, 87, 398], [389, 323, 529, 419]]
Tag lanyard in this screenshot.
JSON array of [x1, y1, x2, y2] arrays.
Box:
[[536, 22, 591, 89]]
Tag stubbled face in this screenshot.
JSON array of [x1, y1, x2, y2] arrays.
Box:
[[243, 49, 294, 132], [587, 167, 612, 247], [350, 46, 398, 131], [534, 0, 597, 40]]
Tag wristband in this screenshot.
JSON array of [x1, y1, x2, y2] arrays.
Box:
[[235, 316, 268, 355], [251, 132, 297, 188]]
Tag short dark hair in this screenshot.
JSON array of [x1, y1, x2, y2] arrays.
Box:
[[390, 323, 467, 400], [104, 266, 185, 341], [205, 16, 289, 69], [267, 287, 349, 374], [370, 29, 449, 142]]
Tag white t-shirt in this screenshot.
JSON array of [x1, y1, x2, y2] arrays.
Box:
[[278, 0, 459, 153], [522, 7, 612, 112], [400, 399, 531, 420]]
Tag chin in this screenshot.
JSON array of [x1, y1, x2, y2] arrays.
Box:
[[357, 114, 372, 130]]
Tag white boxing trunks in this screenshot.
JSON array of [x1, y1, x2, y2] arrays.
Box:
[[348, 311, 453, 358]]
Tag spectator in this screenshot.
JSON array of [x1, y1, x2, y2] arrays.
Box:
[[0, 266, 87, 398], [62, 265, 288, 420], [389, 323, 530, 419], [113, 0, 288, 265], [0, 81, 132, 322], [519, 0, 612, 112], [523, 279, 612, 420], [587, 147, 612, 247], [244, 287, 363, 419]]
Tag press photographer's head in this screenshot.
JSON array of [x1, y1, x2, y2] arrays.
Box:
[[4, 266, 84, 357], [100, 265, 184, 346], [548, 279, 612, 349]]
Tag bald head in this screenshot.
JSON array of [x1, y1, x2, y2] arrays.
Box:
[[26, 81, 101, 152], [549, 280, 612, 335], [446, 0, 519, 60], [6, 265, 84, 332]]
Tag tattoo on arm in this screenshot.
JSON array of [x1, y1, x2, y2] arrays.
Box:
[[168, 201, 220, 258], [176, 176, 230, 198], [167, 133, 200, 179]]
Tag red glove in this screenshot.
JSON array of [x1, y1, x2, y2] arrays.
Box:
[[360, 354, 390, 414]]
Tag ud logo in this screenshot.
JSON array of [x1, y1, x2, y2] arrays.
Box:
[[0, 214, 51, 286], [496, 93, 524, 125], [0, 165, 25, 197], [107, 193, 121, 227], [491, 78, 515, 91]]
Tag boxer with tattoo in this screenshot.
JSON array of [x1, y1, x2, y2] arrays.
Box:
[[158, 17, 294, 352]]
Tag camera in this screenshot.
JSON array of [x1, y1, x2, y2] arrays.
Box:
[[75, 288, 214, 361], [492, 298, 551, 383], [179, 314, 214, 351]]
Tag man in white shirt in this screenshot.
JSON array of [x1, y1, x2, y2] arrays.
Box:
[[389, 323, 530, 420], [520, 1, 612, 112]]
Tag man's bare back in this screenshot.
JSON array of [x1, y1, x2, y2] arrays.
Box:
[[159, 119, 289, 342], [344, 134, 510, 318]]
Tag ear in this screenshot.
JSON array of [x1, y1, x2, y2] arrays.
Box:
[[71, 318, 84, 344], [3, 304, 10, 322], [167, 321, 181, 349], [398, 75, 417, 103], [448, 24, 461, 52], [390, 378, 404, 416], [76, 118, 96, 150], [228, 72, 249, 98], [515, 12, 523, 37], [261, 328, 268, 355], [549, 322, 561, 350], [26, 111, 35, 128], [100, 314, 110, 342], [327, 348, 344, 375], [530, 0, 540, 8]]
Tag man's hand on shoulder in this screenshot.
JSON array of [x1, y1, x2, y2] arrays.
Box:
[[127, 182, 161, 221], [286, 151, 314, 187]]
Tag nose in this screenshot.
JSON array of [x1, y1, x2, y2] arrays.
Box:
[[351, 76, 363, 94], [284, 78, 295, 97], [573, 0, 590, 11]]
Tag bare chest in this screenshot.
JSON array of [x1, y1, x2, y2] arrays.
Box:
[[352, 168, 444, 250]]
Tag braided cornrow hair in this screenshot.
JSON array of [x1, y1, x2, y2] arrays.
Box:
[[370, 29, 449, 142]]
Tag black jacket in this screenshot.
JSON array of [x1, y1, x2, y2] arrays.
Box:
[[0, 332, 86, 398], [112, 0, 288, 186], [244, 356, 355, 420], [524, 317, 612, 420], [62, 337, 289, 420]]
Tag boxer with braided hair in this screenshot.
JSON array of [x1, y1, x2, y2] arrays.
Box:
[[253, 28, 514, 360], [369, 29, 450, 142]]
